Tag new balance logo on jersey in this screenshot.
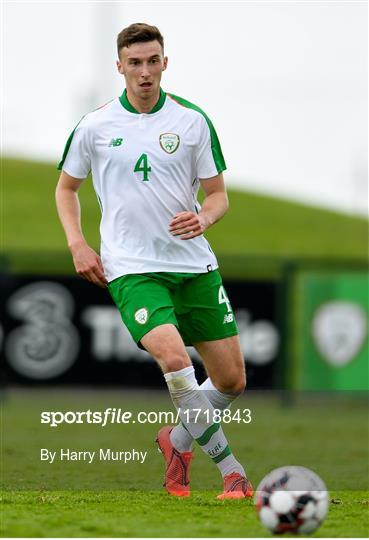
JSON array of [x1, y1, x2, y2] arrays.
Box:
[[108, 138, 123, 147], [223, 313, 234, 324]]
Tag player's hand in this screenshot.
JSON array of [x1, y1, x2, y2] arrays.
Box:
[[169, 211, 210, 240], [70, 241, 108, 288]]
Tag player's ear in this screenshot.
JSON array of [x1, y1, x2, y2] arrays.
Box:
[[162, 56, 168, 71], [116, 59, 124, 75]]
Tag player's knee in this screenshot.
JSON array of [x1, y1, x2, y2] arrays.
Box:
[[215, 372, 246, 396], [234, 374, 246, 395], [156, 352, 191, 373], [229, 376, 246, 396]]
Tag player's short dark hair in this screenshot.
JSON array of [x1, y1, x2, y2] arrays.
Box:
[[117, 23, 164, 57]]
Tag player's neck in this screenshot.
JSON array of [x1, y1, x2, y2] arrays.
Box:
[[126, 88, 161, 114]]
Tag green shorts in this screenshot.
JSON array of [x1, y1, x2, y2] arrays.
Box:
[[108, 270, 239, 348]]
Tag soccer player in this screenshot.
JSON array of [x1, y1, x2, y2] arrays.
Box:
[[55, 23, 253, 499]]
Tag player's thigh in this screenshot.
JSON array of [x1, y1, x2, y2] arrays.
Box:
[[109, 274, 190, 373], [194, 335, 246, 395], [108, 273, 177, 346], [140, 323, 191, 373]]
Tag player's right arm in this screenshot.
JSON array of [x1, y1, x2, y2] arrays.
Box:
[[55, 171, 108, 288]]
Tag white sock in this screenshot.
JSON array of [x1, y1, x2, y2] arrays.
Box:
[[170, 377, 238, 452], [164, 367, 245, 478]]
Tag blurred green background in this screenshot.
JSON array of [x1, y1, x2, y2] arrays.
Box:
[[3, 158, 368, 276]]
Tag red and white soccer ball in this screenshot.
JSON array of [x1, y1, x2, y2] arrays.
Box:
[[255, 466, 329, 535]]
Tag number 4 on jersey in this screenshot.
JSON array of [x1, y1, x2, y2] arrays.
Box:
[[134, 153, 151, 181]]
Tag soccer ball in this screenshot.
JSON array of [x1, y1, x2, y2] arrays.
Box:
[[255, 466, 329, 535]]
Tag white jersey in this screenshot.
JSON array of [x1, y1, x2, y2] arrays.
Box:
[[59, 89, 226, 282]]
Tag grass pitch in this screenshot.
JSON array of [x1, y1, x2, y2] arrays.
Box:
[[3, 490, 368, 538], [1, 389, 368, 537]]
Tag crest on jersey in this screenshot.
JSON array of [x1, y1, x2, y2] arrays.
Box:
[[134, 307, 149, 325], [159, 133, 180, 154]]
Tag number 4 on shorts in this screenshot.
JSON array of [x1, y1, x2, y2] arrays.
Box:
[[134, 153, 151, 181], [218, 286, 232, 313]]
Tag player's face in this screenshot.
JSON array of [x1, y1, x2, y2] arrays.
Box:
[[117, 40, 168, 101]]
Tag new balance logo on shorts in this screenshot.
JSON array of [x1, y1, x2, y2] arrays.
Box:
[[223, 313, 234, 324]]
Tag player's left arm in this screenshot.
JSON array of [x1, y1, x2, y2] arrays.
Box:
[[169, 173, 228, 240]]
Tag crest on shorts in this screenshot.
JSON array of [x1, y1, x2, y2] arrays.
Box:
[[159, 133, 180, 154], [135, 307, 148, 325]]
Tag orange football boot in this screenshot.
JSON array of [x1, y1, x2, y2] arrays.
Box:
[[217, 472, 254, 500], [156, 425, 194, 497]]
